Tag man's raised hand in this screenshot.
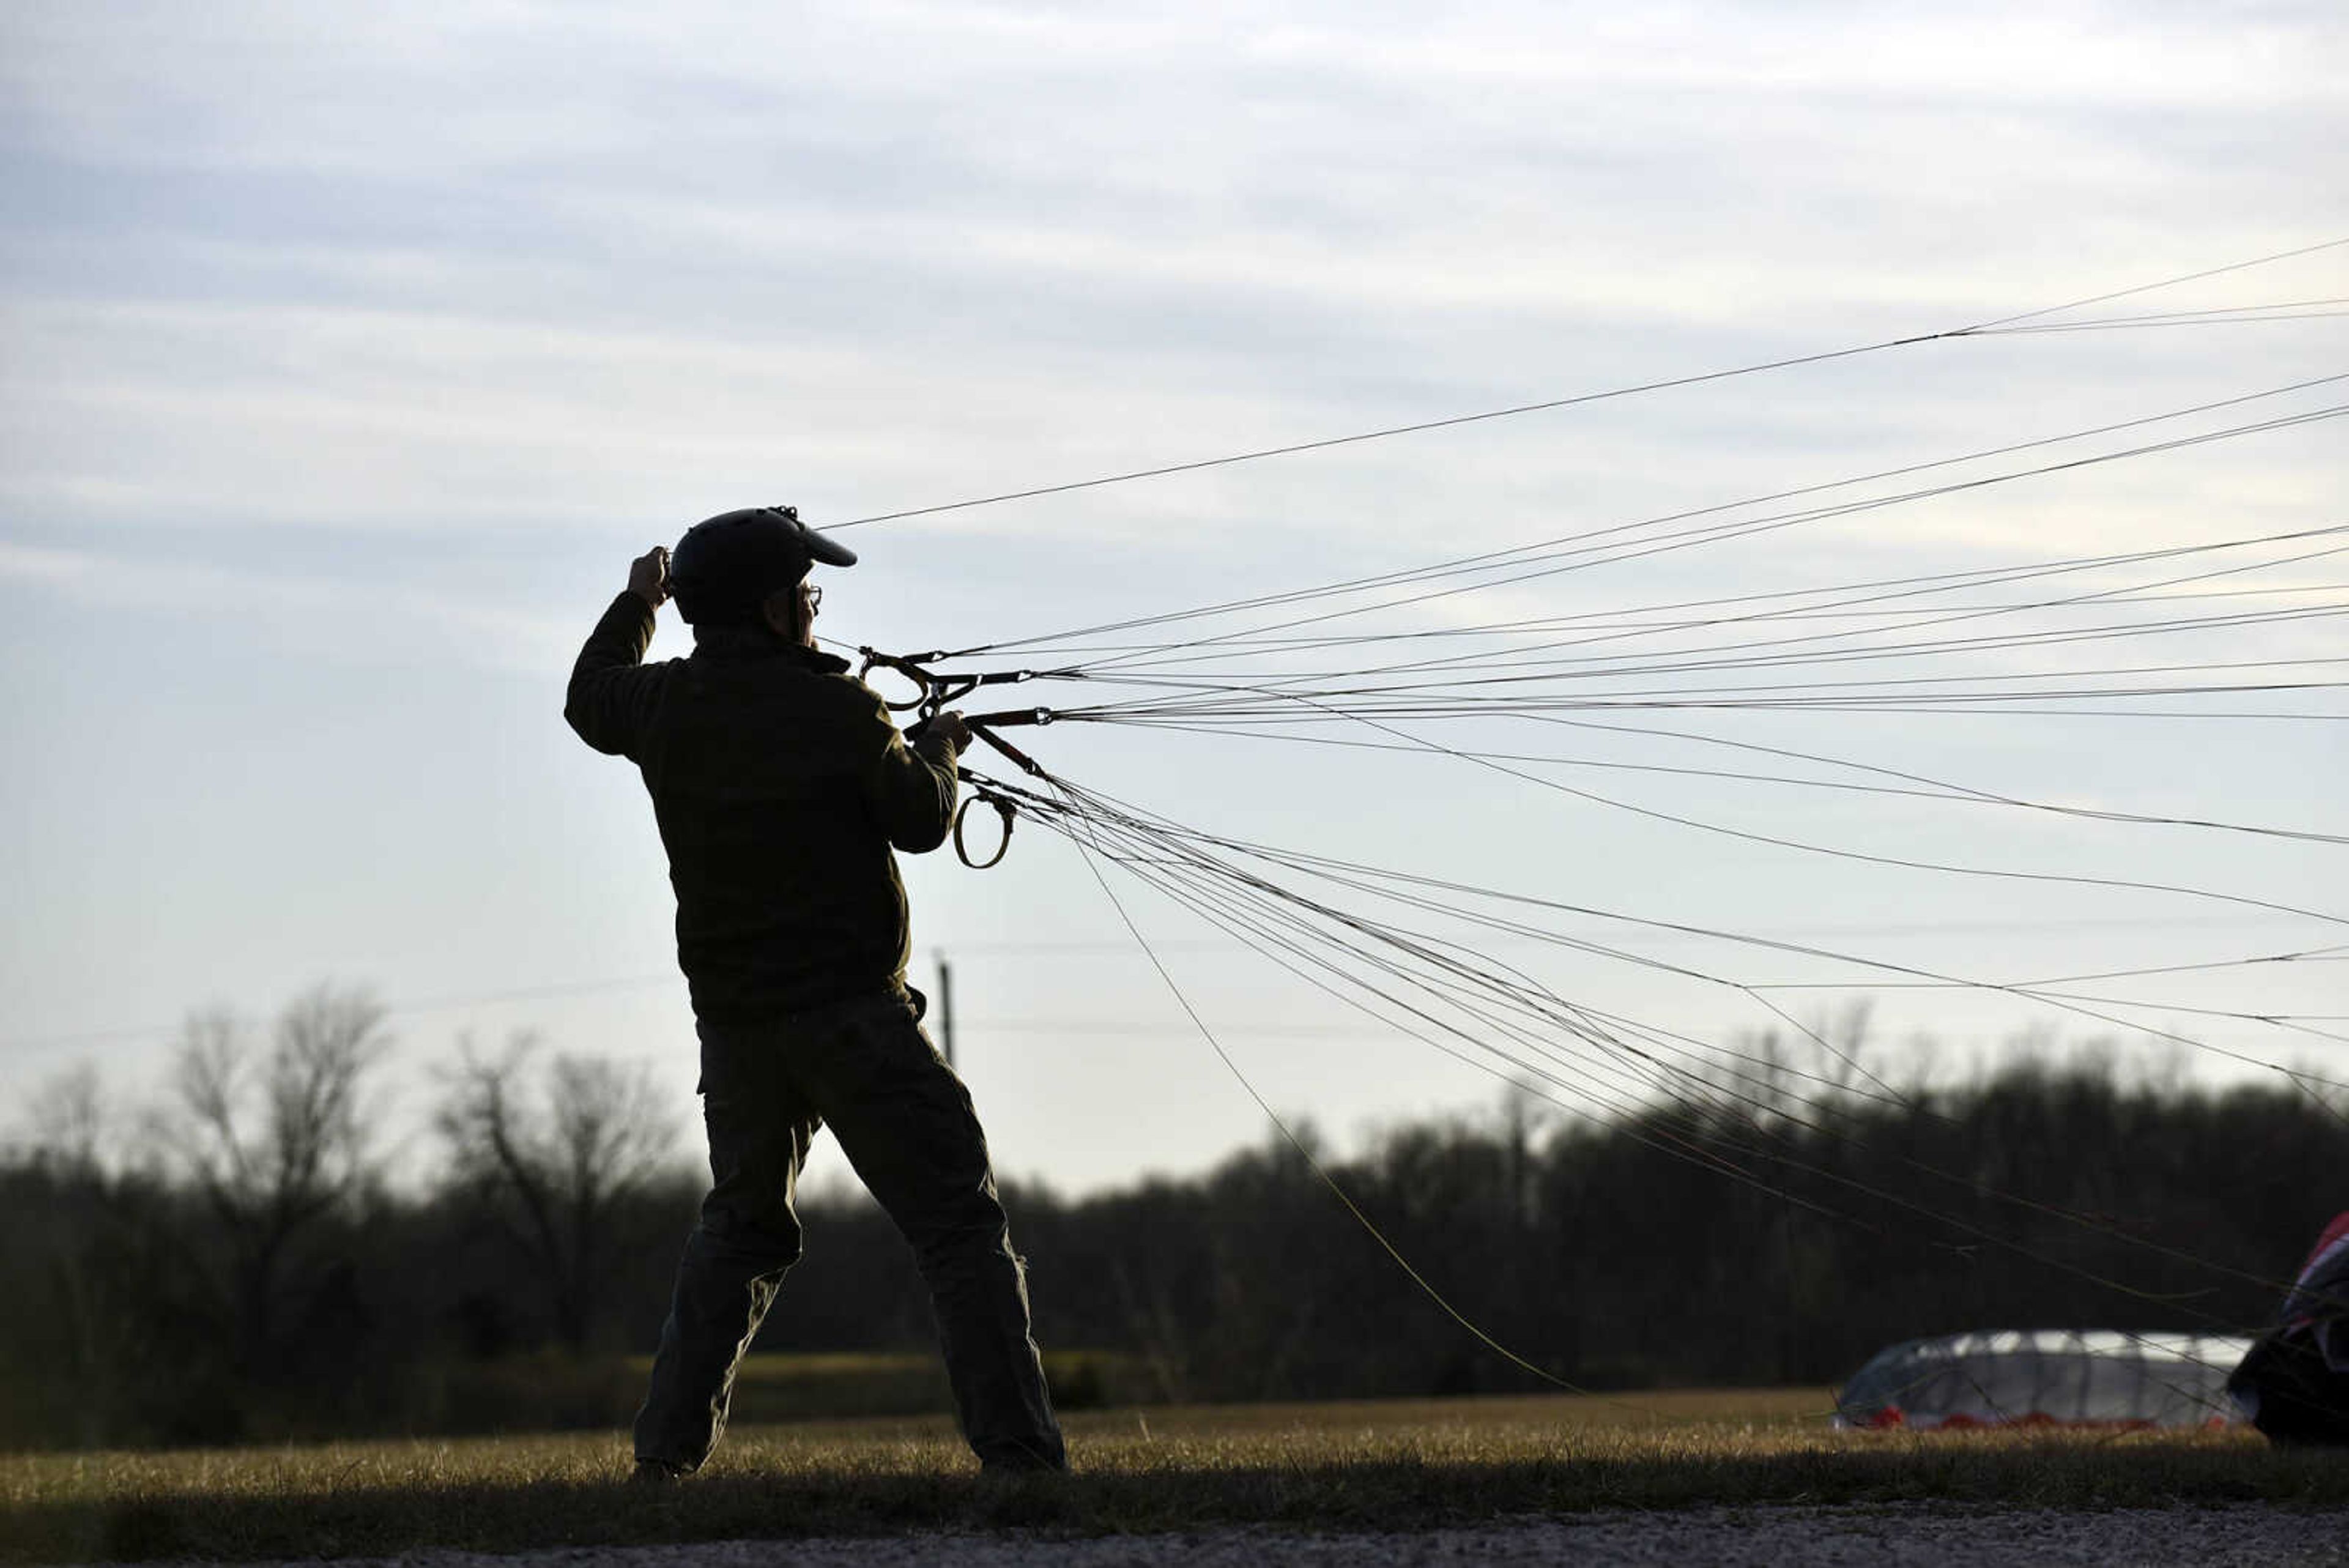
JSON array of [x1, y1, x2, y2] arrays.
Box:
[[629, 546, 671, 608]]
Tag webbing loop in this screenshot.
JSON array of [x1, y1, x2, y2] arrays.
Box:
[[859, 646, 1055, 719], [856, 647, 944, 714], [954, 792, 1016, 869]]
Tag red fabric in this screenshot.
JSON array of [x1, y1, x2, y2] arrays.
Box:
[[2299, 1211, 2349, 1287]]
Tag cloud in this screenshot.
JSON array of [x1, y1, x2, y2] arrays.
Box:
[[0, 535, 584, 673]]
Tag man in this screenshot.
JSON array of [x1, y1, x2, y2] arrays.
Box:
[[564, 505, 1066, 1481]]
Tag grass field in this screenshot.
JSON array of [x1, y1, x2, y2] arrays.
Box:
[[6, 1390, 2345, 1563]]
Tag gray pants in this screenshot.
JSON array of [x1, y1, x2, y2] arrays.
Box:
[[633, 991, 1066, 1473]]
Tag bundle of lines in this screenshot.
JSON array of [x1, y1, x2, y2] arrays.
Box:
[[967, 764, 2339, 1393], [916, 379, 2349, 1372], [954, 377, 2348, 733], [922, 377, 2349, 1080], [836, 251, 2349, 1386], [910, 367, 2349, 1132]]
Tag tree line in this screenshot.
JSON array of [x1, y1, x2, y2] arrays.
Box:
[[2, 984, 2338, 1449]]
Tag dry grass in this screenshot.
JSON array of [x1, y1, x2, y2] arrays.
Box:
[[6, 1390, 2342, 1562]]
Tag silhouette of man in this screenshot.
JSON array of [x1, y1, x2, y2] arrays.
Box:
[[565, 506, 1066, 1481]]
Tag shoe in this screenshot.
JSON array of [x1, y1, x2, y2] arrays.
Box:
[[979, 1460, 1069, 1481], [972, 1460, 1071, 1522], [977, 1436, 1069, 1478], [631, 1458, 688, 1487]]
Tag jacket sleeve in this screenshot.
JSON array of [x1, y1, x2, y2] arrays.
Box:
[[858, 693, 962, 853], [564, 592, 661, 759]]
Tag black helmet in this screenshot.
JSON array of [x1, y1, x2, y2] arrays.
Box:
[[669, 505, 858, 625]]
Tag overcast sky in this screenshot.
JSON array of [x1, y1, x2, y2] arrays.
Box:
[[3, 1, 2343, 1194]]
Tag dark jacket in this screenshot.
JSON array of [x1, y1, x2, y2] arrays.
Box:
[[565, 592, 962, 1020]]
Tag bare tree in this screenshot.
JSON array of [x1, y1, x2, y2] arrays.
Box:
[[163, 984, 389, 1365], [13, 1061, 109, 1176], [437, 1032, 677, 1351], [3, 1061, 144, 1443]]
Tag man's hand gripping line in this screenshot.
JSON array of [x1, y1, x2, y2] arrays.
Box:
[[858, 646, 1067, 870]]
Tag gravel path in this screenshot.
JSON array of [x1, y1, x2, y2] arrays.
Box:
[[161, 1504, 2349, 1567]]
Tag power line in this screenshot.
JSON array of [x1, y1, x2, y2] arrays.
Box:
[[1, 973, 683, 1056], [2, 910, 2310, 1057]]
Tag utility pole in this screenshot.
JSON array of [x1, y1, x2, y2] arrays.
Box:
[[935, 949, 956, 1069]]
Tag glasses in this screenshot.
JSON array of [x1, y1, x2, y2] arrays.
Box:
[[804, 583, 823, 612]]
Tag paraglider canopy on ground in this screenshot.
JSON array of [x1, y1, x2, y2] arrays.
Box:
[[1835, 1329, 2252, 1430], [2230, 1211, 2349, 1447]]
